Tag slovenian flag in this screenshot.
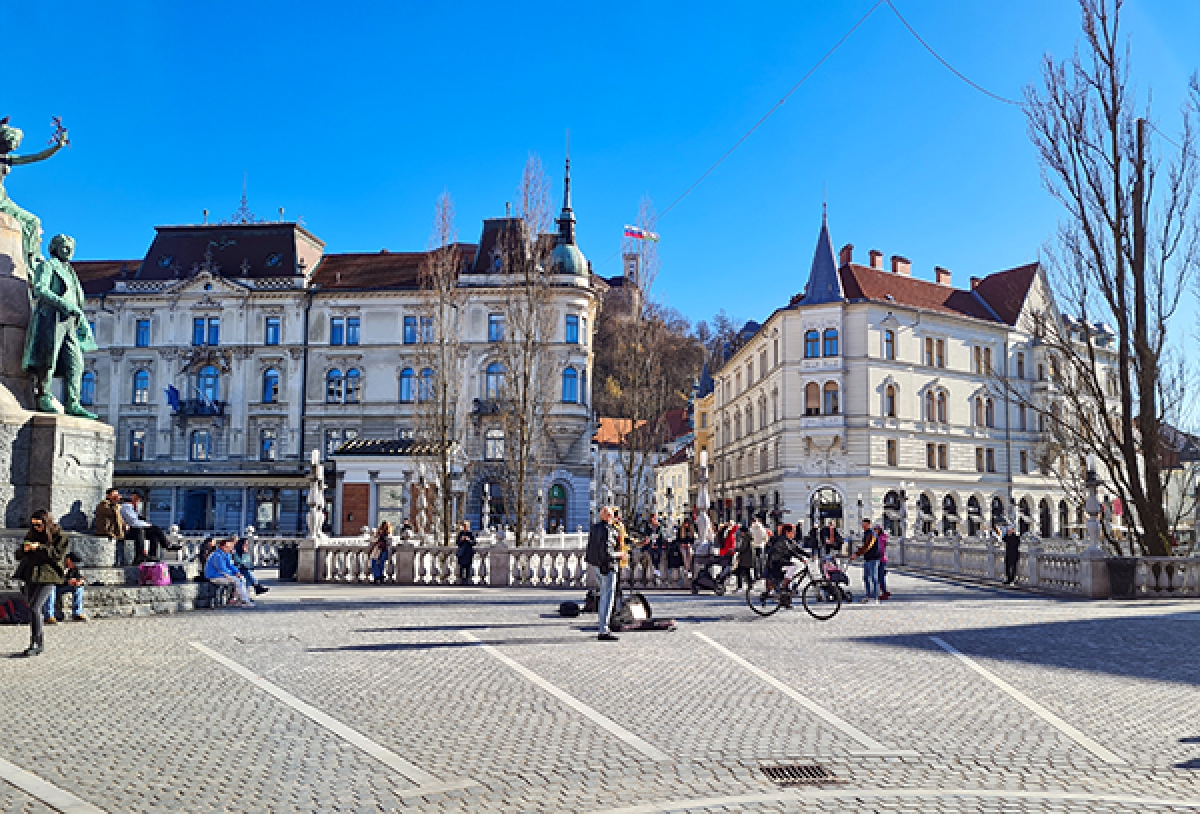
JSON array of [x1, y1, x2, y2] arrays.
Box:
[[624, 225, 659, 242]]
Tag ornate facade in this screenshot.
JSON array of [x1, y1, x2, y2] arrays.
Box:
[[77, 172, 599, 534]]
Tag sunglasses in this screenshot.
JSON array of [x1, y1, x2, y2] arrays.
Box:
[[31, 521, 44, 528]]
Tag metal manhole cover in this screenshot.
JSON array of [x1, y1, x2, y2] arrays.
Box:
[[761, 764, 842, 786]]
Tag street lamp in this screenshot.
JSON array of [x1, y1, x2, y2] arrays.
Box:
[[1084, 453, 1102, 552], [857, 492, 864, 541]]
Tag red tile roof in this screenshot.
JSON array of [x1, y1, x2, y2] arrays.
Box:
[[594, 417, 641, 447], [838, 263, 1003, 323], [661, 407, 692, 441], [656, 440, 693, 468], [971, 263, 1039, 326]]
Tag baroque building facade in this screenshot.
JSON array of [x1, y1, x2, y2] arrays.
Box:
[[712, 216, 1092, 542], [76, 172, 599, 535]]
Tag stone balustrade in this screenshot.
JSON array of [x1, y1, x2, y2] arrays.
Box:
[[891, 535, 1200, 598]]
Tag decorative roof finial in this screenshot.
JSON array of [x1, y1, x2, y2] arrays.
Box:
[[556, 131, 576, 246]]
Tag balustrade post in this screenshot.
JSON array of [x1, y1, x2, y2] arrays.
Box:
[[924, 536, 933, 568], [1078, 545, 1109, 598], [392, 540, 415, 585], [952, 538, 962, 574], [486, 547, 509, 587], [296, 538, 320, 583], [985, 539, 996, 580], [1027, 544, 1042, 587]]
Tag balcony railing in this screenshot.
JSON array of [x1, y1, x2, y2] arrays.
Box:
[[177, 398, 225, 416]]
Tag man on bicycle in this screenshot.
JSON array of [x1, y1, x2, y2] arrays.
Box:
[[763, 523, 805, 595]]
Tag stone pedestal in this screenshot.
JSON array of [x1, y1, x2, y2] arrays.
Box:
[[0, 213, 115, 532]]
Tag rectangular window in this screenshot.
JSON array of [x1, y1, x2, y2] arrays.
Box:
[[773, 338, 779, 366], [260, 429, 277, 462], [403, 316, 417, 344], [330, 317, 345, 346], [265, 316, 281, 346], [759, 350, 767, 380], [1018, 405, 1027, 431], [986, 447, 996, 473], [581, 317, 588, 345], [886, 439, 898, 467], [937, 444, 948, 470], [884, 330, 895, 360], [88, 320, 97, 339], [207, 318, 220, 346], [924, 337, 934, 366], [397, 427, 415, 440], [700, 412, 707, 429], [975, 447, 984, 472], [325, 429, 341, 456], [983, 347, 992, 373], [1020, 450, 1029, 474], [192, 317, 205, 346], [129, 430, 146, 462], [135, 319, 150, 348], [565, 314, 579, 343], [420, 316, 433, 344], [488, 313, 505, 342], [974, 346, 982, 373], [190, 431, 211, 462], [935, 339, 945, 368], [346, 317, 360, 345], [926, 443, 937, 469], [1017, 352, 1026, 379]]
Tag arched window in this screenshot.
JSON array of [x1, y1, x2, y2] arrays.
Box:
[[823, 329, 839, 356], [759, 399, 767, 429], [804, 331, 820, 358], [190, 429, 212, 462], [925, 391, 935, 422], [936, 391, 947, 423], [771, 391, 778, 422], [132, 370, 150, 405], [1019, 498, 1032, 534], [985, 398, 995, 428], [80, 371, 96, 406], [418, 368, 433, 402], [325, 369, 343, 404], [399, 368, 414, 402], [1039, 499, 1052, 538], [942, 494, 958, 535], [345, 368, 362, 404], [805, 382, 820, 416], [884, 385, 896, 417], [485, 363, 505, 399], [197, 365, 219, 403], [734, 412, 742, 439], [561, 367, 578, 403], [760, 446, 768, 472], [1058, 500, 1069, 538], [745, 405, 754, 434], [967, 495, 982, 536], [262, 368, 280, 404], [975, 397, 984, 426], [991, 496, 1006, 528], [823, 382, 839, 415]]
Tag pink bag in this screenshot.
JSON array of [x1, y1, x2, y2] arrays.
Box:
[[138, 562, 170, 586]]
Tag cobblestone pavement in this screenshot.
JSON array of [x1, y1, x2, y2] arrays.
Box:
[[2, 568, 1199, 813]]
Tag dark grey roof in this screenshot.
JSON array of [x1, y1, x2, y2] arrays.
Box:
[[696, 361, 714, 397], [798, 216, 844, 305], [333, 439, 445, 457]]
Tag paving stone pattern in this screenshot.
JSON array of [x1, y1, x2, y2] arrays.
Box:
[[1, 569, 1198, 813]]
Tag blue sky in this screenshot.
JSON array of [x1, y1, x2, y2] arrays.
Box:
[[2, 1, 1197, 330]]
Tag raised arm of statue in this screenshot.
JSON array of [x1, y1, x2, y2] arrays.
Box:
[[9, 135, 67, 166]]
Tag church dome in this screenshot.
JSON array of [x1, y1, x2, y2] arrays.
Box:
[[552, 242, 588, 276]]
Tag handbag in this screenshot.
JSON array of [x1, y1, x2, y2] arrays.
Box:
[[12, 557, 33, 583]]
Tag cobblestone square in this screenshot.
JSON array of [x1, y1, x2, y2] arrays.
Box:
[[3, 570, 1199, 813]]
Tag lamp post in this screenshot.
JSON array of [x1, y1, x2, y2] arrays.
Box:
[[536, 487, 546, 545], [898, 484, 909, 540], [1084, 454, 1103, 553]]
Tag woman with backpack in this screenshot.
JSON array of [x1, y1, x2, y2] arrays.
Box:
[[14, 509, 68, 657], [368, 521, 393, 584]]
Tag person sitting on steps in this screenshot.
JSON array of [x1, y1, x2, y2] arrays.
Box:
[[203, 537, 255, 608], [42, 552, 88, 623], [119, 492, 172, 563]]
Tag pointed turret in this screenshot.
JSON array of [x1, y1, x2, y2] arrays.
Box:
[[798, 213, 844, 305], [551, 151, 588, 276]]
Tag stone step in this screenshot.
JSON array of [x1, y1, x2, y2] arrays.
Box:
[[79, 563, 201, 586]]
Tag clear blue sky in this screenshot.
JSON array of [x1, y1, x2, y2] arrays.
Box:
[[2, 1, 1197, 331]]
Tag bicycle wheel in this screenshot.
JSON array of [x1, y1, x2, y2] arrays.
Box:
[[745, 576, 782, 617], [801, 579, 842, 621]]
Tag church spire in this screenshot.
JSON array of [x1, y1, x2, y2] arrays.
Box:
[[556, 135, 576, 246], [799, 211, 844, 305]]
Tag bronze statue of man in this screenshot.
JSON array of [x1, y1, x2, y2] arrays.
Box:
[[0, 117, 68, 270], [23, 234, 97, 418]]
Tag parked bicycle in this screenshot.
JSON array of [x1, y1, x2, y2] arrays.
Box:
[[745, 555, 842, 620]]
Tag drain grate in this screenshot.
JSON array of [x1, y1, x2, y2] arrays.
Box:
[[761, 764, 842, 786]]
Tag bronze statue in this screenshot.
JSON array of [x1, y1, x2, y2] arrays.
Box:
[[0, 117, 68, 270], [23, 234, 97, 418]]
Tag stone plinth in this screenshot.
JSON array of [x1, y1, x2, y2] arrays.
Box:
[[0, 212, 33, 412]]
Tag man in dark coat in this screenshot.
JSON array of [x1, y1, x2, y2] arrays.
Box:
[[585, 506, 620, 641], [94, 488, 126, 566], [1002, 525, 1022, 585]]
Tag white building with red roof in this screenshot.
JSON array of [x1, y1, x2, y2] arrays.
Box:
[[711, 215, 1090, 542]]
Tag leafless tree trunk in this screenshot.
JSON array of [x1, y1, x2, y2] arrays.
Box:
[[1014, 0, 1199, 556], [493, 155, 558, 545], [414, 192, 467, 547]]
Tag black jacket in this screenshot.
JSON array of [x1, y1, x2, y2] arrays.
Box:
[[1003, 531, 1021, 556], [586, 521, 617, 572]]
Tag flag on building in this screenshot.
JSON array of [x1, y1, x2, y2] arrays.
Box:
[[624, 225, 659, 242], [164, 384, 181, 412]]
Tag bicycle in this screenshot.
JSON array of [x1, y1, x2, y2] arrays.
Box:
[[745, 556, 842, 620]]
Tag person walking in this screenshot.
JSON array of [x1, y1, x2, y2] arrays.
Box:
[[678, 518, 696, 579], [749, 516, 769, 580], [1002, 525, 1021, 585], [368, 522, 393, 584], [875, 523, 891, 600], [733, 526, 754, 591], [94, 487, 126, 567], [853, 519, 880, 604], [14, 510, 68, 656], [454, 521, 476, 586], [586, 506, 620, 642]]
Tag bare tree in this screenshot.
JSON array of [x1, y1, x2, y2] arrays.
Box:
[[1015, 0, 1200, 556], [492, 155, 558, 544], [414, 192, 467, 547]]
